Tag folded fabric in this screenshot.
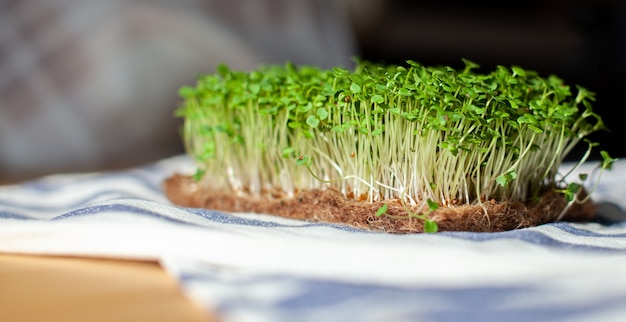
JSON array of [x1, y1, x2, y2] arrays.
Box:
[[1, 155, 626, 322]]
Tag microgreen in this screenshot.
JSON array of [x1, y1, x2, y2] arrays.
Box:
[[375, 204, 388, 217], [175, 59, 613, 229]]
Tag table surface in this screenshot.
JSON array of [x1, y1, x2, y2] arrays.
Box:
[[0, 253, 216, 322], [0, 171, 216, 322]]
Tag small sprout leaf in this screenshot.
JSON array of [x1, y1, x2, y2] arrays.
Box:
[[496, 171, 517, 187], [192, 169, 206, 182], [249, 83, 260, 94], [567, 182, 580, 194], [333, 67, 349, 76], [296, 156, 311, 166], [511, 66, 526, 77], [178, 86, 195, 98], [564, 182, 581, 202], [424, 220, 438, 233], [288, 121, 302, 129], [281, 147, 294, 158], [426, 198, 439, 212], [528, 124, 543, 134], [317, 107, 329, 120], [601, 151, 617, 170], [350, 83, 361, 94], [375, 204, 388, 217], [371, 94, 384, 104], [298, 102, 313, 113], [398, 88, 412, 96], [306, 115, 320, 128]]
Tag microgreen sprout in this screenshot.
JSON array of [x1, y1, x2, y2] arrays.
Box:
[[375, 204, 388, 217], [175, 59, 613, 228], [374, 198, 438, 232]]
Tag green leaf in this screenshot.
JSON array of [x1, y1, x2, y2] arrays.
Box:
[[316, 107, 329, 120], [192, 169, 206, 182], [398, 88, 412, 96], [331, 125, 345, 133], [198, 142, 216, 161], [288, 121, 302, 129], [178, 86, 195, 98], [461, 58, 480, 73], [216, 63, 230, 76], [298, 102, 313, 113], [306, 115, 320, 128], [350, 83, 362, 94], [517, 114, 538, 125], [249, 83, 260, 94], [601, 150, 617, 170], [371, 94, 384, 104], [562, 182, 580, 202], [511, 66, 526, 77], [468, 104, 485, 114], [527, 124, 543, 133], [375, 204, 388, 217], [333, 67, 349, 76], [424, 220, 438, 233], [496, 171, 517, 186], [426, 198, 439, 212], [296, 156, 311, 166], [567, 182, 580, 194], [281, 147, 295, 158]]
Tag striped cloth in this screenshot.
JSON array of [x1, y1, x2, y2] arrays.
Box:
[[1, 155, 626, 322]]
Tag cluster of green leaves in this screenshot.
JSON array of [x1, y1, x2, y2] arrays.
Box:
[[175, 59, 612, 217]]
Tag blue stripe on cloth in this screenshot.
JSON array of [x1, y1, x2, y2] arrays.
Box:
[[183, 207, 370, 232], [550, 221, 626, 237], [0, 210, 33, 220], [441, 226, 626, 252], [177, 270, 626, 322]]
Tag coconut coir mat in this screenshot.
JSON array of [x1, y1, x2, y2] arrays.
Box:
[[163, 174, 595, 234]]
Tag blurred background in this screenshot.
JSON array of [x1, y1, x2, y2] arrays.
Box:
[[1, 0, 624, 182]]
